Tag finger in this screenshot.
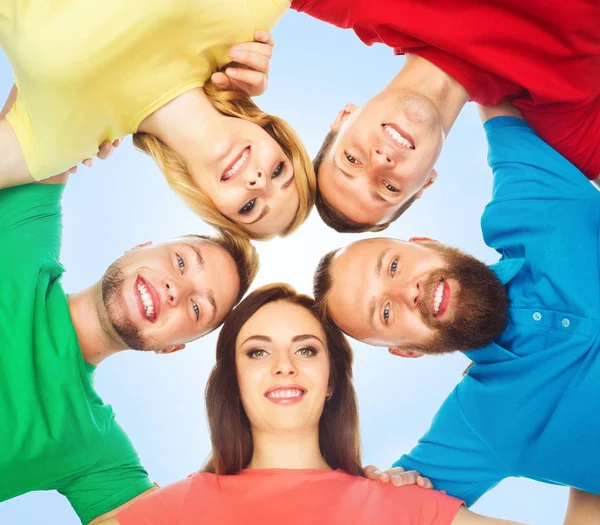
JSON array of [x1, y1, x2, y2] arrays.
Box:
[[82, 158, 93, 168], [391, 470, 418, 487], [417, 476, 433, 489], [211, 71, 233, 90], [231, 42, 273, 59], [363, 465, 382, 480], [254, 30, 274, 47], [97, 142, 114, 160], [229, 48, 271, 71], [112, 138, 121, 148], [69, 166, 78, 174], [226, 68, 267, 94]]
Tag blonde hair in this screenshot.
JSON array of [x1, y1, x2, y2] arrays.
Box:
[[133, 83, 316, 240]]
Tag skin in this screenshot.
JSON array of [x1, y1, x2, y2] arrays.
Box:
[[327, 237, 456, 356], [68, 237, 240, 365], [318, 55, 469, 226]]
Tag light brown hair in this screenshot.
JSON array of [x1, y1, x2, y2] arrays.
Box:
[[202, 283, 363, 476], [134, 83, 316, 240], [313, 130, 417, 233]]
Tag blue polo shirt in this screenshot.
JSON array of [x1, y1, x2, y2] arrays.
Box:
[[394, 117, 600, 506]]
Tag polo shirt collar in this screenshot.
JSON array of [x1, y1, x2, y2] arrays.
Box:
[[463, 257, 525, 364]]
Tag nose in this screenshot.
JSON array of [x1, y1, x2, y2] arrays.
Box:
[[392, 278, 421, 309], [245, 168, 267, 190], [371, 145, 395, 169], [271, 351, 297, 377], [164, 279, 181, 307]]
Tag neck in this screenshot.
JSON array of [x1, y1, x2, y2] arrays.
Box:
[[138, 88, 221, 169], [248, 426, 330, 471], [389, 54, 470, 137], [68, 284, 127, 366]]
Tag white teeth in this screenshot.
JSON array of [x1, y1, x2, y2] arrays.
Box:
[[433, 281, 444, 316], [224, 148, 249, 179], [384, 125, 413, 149], [137, 282, 155, 319], [266, 389, 304, 400]]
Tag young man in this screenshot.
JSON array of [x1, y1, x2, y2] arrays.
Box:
[[313, 105, 600, 510], [0, 173, 259, 523], [291, 0, 600, 232]]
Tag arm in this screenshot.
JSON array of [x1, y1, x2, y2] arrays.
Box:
[[0, 84, 17, 119], [478, 102, 523, 124], [452, 507, 526, 525], [564, 488, 600, 525]]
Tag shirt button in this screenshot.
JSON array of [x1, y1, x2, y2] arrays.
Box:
[[562, 318, 570, 328], [533, 312, 542, 321]]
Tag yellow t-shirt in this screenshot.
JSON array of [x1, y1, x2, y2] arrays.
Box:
[[0, 0, 289, 180]]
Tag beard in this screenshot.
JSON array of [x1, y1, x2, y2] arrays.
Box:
[[101, 261, 151, 351], [401, 244, 510, 355]]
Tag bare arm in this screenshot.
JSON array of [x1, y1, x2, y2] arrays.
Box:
[[0, 84, 17, 119], [564, 488, 600, 525], [478, 102, 524, 124], [452, 507, 526, 525]]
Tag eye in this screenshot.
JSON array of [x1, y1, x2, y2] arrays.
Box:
[[176, 253, 185, 274], [247, 349, 267, 359], [239, 199, 256, 215], [272, 161, 285, 179], [296, 346, 317, 357], [345, 153, 359, 165], [192, 301, 200, 321], [383, 303, 391, 324], [384, 181, 399, 193], [390, 258, 398, 276]]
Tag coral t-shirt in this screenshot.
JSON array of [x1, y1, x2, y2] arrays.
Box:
[[116, 469, 464, 525], [291, 0, 600, 180]]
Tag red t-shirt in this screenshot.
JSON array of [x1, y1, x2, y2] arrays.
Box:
[[292, 0, 600, 180], [116, 469, 464, 525]]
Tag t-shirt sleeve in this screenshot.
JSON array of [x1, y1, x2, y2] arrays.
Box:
[[0, 184, 65, 260], [483, 116, 597, 203], [392, 389, 508, 507], [389, 485, 464, 525], [115, 475, 195, 525], [58, 419, 155, 524]]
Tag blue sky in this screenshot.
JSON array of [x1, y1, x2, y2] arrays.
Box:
[[1, 8, 567, 524]]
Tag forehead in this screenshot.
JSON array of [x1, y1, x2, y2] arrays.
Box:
[[237, 301, 325, 346]]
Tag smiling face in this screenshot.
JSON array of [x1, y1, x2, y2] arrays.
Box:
[[191, 118, 300, 238], [324, 238, 509, 355], [100, 238, 240, 351], [318, 93, 444, 226], [235, 300, 331, 434]]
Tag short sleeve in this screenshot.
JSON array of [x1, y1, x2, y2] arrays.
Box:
[[59, 419, 154, 524], [393, 389, 508, 507], [116, 475, 195, 525], [389, 485, 464, 525], [0, 184, 65, 260], [484, 117, 598, 202]]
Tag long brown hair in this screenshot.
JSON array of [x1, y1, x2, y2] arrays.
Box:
[[133, 83, 315, 240], [202, 283, 363, 476]]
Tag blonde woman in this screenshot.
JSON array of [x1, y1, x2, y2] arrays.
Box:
[[0, 1, 315, 239]]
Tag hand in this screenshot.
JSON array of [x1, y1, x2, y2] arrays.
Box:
[[211, 30, 274, 97], [67, 138, 121, 174], [363, 465, 436, 490]]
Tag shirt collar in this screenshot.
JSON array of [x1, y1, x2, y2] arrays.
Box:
[[463, 257, 525, 364]]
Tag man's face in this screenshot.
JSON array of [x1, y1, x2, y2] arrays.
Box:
[[100, 238, 240, 351], [325, 238, 508, 355], [318, 93, 444, 226]]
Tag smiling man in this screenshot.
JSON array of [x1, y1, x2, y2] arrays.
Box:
[[313, 104, 600, 508], [292, 0, 600, 232], [0, 173, 258, 523]]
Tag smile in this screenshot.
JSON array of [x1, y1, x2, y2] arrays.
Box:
[[221, 146, 251, 183], [433, 279, 451, 318], [135, 276, 160, 323], [383, 124, 415, 150], [264, 385, 307, 405]]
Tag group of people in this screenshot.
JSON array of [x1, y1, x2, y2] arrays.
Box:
[[1, 0, 599, 524]]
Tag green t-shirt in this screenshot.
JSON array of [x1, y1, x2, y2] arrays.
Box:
[[0, 184, 153, 523]]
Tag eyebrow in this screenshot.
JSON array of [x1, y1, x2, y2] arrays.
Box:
[[368, 298, 377, 331], [248, 205, 270, 225], [189, 244, 204, 269], [371, 191, 391, 205], [282, 173, 295, 190], [240, 333, 325, 346], [375, 249, 389, 277]]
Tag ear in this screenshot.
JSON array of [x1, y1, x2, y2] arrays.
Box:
[[330, 104, 358, 132], [388, 347, 425, 358], [154, 344, 186, 355], [414, 169, 438, 199], [408, 236, 439, 244], [127, 241, 153, 254]]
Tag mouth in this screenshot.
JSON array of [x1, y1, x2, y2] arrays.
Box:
[[382, 123, 415, 150], [264, 385, 307, 405], [221, 145, 251, 183], [432, 279, 451, 318], [135, 275, 161, 323]]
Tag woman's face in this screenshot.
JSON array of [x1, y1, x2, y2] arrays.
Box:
[[236, 300, 331, 434], [192, 118, 300, 238]]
